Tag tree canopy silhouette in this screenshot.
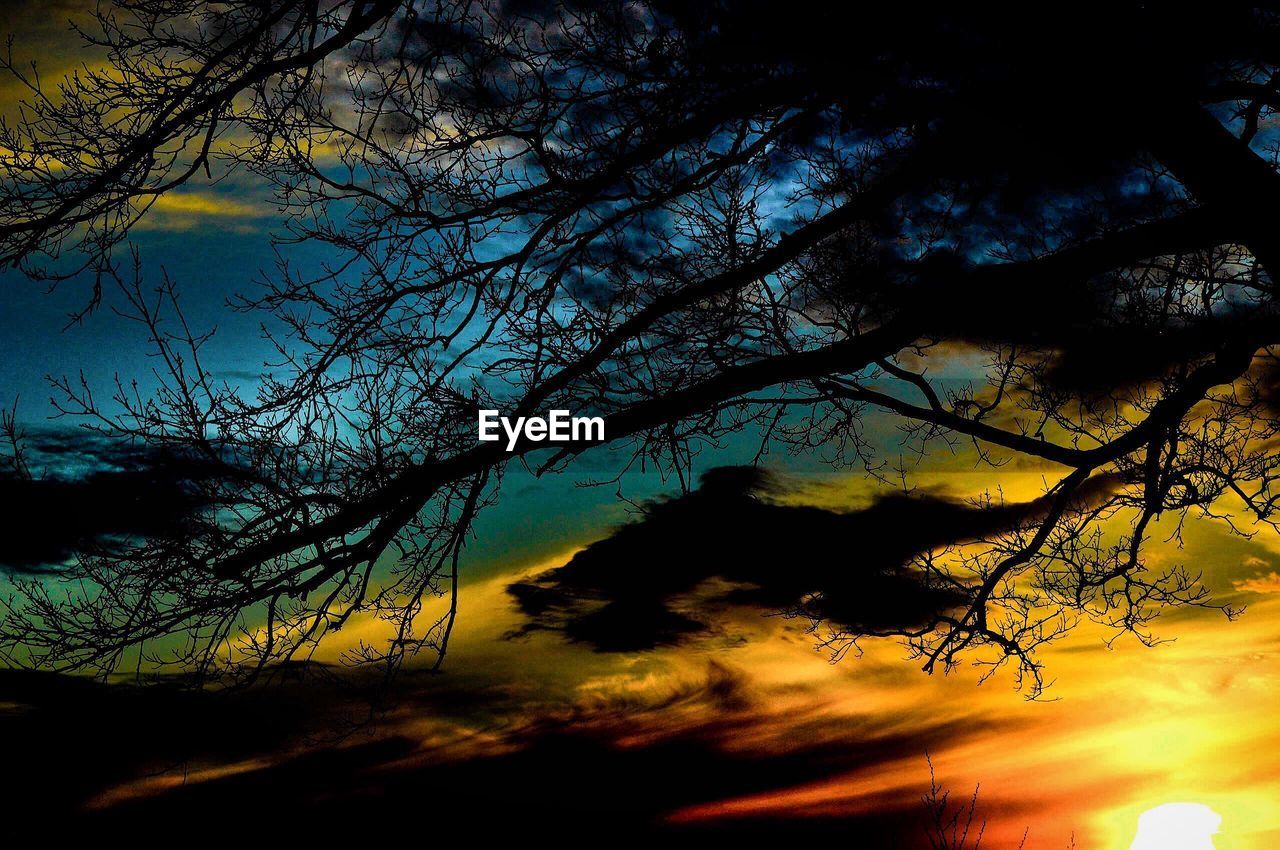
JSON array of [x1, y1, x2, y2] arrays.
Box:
[[3, 1, 1280, 694]]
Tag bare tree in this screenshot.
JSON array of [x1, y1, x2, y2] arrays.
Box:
[[1, 2, 1279, 693], [920, 754, 993, 850]]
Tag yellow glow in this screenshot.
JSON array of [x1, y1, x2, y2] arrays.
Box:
[[132, 191, 268, 232], [147, 192, 260, 218], [1130, 803, 1221, 850], [85, 472, 1280, 849]]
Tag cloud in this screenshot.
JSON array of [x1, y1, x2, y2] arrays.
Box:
[[133, 190, 272, 232], [0, 660, 984, 846], [507, 466, 1120, 652], [0, 481, 1268, 845], [0, 428, 243, 571], [149, 192, 260, 217], [1233, 568, 1280, 594], [0, 664, 371, 828]]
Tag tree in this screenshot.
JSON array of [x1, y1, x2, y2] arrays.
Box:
[[1, 1, 1278, 694]]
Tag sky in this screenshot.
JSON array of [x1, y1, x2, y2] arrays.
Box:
[[1, 4, 1279, 848]]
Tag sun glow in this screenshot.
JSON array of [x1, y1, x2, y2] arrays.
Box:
[[1130, 803, 1222, 850]]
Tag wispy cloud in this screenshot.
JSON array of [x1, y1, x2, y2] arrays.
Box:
[[135, 190, 271, 232], [1234, 563, 1280, 594]]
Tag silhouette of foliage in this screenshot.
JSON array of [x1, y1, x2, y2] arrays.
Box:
[[1, 2, 1279, 693]]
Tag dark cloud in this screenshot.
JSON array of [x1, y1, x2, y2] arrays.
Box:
[[1040, 320, 1259, 397], [0, 0, 88, 33], [0, 661, 1005, 845], [0, 429, 237, 571], [508, 466, 1119, 652], [0, 665, 360, 826]]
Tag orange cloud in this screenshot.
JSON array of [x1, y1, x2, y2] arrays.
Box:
[[1234, 569, 1280, 594]]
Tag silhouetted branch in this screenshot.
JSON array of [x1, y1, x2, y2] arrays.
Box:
[[2, 3, 1280, 689]]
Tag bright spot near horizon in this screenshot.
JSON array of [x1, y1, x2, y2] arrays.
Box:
[[1129, 803, 1222, 850]]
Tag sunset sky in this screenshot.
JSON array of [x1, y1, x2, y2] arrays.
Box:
[[2, 4, 1279, 847], [9, 462, 1276, 846]]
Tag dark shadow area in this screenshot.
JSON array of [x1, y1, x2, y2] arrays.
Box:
[[1039, 318, 1272, 397], [0, 667, 354, 811], [0, 663, 1013, 845]]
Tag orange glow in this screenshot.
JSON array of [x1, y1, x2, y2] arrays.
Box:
[[86, 472, 1280, 848]]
